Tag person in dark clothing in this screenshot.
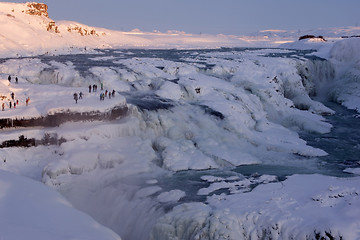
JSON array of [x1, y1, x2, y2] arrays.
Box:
[[89, 85, 92, 93], [15, 77, 18, 84], [73, 93, 78, 104], [9, 102, 12, 109], [112, 90, 115, 97], [79, 92, 83, 99], [8, 75, 11, 82], [11, 92, 14, 100]]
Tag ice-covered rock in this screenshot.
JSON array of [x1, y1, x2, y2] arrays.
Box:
[[151, 174, 360, 240]]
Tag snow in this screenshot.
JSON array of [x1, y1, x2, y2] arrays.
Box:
[[0, 2, 256, 57], [1, 2, 360, 58], [0, 44, 358, 238], [152, 174, 360, 240], [0, 169, 121, 240], [344, 168, 360, 175], [157, 190, 186, 203], [325, 38, 360, 112], [0, 2, 360, 240], [0, 78, 126, 119]]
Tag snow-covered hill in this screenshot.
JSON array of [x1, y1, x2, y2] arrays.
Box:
[[1, 2, 360, 57], [0, 2, 253, 57]]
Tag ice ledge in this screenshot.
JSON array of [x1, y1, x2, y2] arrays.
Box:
[[0, 78, 128, 128]]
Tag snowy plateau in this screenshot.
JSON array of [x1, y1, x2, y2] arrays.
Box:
[[0, 2, 360, 240]]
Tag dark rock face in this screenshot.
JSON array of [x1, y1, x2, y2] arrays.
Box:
[[299, 35, 326, 41], [0, 133, 67, 148], [25, 2, 49, 18], [0, 105, 128, 148], [0, 105, 128, 128], [0, 135, 36, 148]]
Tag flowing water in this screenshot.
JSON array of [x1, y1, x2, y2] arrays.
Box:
[[300, 101, 360, 176]]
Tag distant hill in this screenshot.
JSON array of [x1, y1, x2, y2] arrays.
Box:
[[0, 2, 252, 56], [1, 2, 360, 57]]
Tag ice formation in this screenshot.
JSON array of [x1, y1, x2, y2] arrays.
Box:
[[0, 2, 360, 240]]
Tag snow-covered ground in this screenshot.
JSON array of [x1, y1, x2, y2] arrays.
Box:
[[0, 2, 360, 240], [0, 169, 121, 240], [0, 77, 126, 119]]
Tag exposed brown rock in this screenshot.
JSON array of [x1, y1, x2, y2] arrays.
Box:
[[46, 21, 59, 33], [67, 25, 104, 36], [26, 2, 48, 18]]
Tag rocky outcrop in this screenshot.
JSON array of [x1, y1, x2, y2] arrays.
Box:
[[23, 2, 103, 36], [299, 35, 326, 41], [25, 2, 48, 18], [67, 25, 106, 36], [23, 2, 60, 33], [47, 21, 59, 33]]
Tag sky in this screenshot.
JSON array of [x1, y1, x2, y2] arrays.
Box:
[[2, 0, 360, 35]]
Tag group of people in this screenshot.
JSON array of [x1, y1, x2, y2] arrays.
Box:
[[99, 89, 116, 101], [1, 91, 30, 111], [8, 75, 18, 84], [1, 76, 31, 111], [88, 82, 103, 93], [73, 83, 116, 103]]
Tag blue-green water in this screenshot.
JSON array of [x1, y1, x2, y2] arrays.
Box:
[[299, 101, 360, 177]]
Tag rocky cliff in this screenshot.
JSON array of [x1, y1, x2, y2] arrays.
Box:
[[25, 2, 48, 18]]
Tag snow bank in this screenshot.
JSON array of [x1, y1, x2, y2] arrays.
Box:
[[0, 169, 121, 240], [151, 174, 360, 240], [326, 38, 360, 112], [330, 38, 360, 63], [280, 37, 360, 113], [0, 77, 126, 120]]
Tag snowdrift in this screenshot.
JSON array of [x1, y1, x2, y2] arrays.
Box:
[[0, 169, 121, 240]]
